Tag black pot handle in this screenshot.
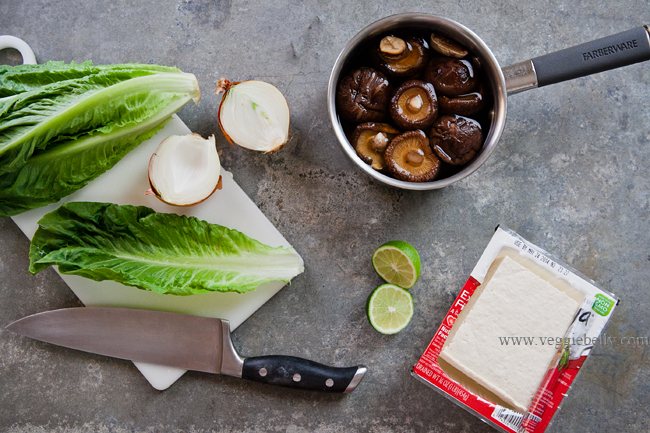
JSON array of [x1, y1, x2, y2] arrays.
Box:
[[504, 26, 650, 94], [242, 355, 366, 393]]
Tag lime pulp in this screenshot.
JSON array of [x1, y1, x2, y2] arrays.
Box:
[[366, 283, 414, 334], [371, 241, 421, 289]]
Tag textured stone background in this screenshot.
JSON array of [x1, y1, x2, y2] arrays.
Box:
[[1, 0, 649, 432]]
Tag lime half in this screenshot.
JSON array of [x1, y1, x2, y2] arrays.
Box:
[[372, 241, 421, 289], [366, 284, 414, 334]]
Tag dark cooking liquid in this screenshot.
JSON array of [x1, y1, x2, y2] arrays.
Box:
[[336, 27, 494, 182]]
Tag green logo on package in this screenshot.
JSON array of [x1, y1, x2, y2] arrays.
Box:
[[593, 294, 615, 317]]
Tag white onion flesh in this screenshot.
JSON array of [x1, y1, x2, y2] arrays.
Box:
[[218, 80, 290, 152], [147, 134, 221, 206]]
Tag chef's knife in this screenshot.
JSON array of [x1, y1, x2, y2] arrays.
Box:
[[6, 307, 366, 393]]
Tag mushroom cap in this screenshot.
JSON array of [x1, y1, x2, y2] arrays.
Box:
[[429, 32, 469, 58], [439, 84, 486, 116], [430, 115, 483, 166], [352, 122, 401, 171], [390, 80, 439, 130], [336, 67, 392, 123], [424, 57, 478, 97], [385, 130, 440, 182], [373, 36, 429, 78]]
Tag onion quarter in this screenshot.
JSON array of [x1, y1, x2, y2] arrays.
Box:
[[146, 134, 222, 206], [216, 78, 290, 153]]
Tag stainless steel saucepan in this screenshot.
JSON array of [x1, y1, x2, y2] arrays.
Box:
[[327, 14, 650, 190]]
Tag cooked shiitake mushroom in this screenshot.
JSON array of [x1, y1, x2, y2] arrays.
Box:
[[390, 80, 439, 130], [385, 130, 440, 182], [439, 84, 485, 116], [372, 35, 429, 78], [352, 122, 400, 171], [425, 57, 478, 97], [429, 115, 483, 165], [336, 67, 392, 123], [429, 32, 468, 58]]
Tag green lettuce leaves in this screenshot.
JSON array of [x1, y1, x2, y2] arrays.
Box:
[[29, 202, 304, 296], [0, 61, 182, 97], [0, 61, 200, 217]]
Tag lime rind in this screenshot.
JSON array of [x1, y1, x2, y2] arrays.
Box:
[[366, 283, 414, 335], [371, 241, 421, 289]]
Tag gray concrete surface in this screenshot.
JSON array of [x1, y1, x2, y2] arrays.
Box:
[[1, 0, 649, 432]]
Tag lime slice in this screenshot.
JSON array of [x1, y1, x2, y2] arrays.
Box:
[[366, 284, 414, 334], [372, 241, 421, 289]]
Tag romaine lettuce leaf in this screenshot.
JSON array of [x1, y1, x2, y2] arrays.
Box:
[[0, 76, 198, 216], [29, 202, 304, 296], [0, 62, 200, 216], [0, 66, 200, 176], [0, 61, 181, 97]]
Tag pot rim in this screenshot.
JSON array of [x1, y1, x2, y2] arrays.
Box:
[[327, 13, 508, 190]]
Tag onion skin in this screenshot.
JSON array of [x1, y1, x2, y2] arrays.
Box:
[[216, 79, 238, 149], [216, 78, 290, 153]]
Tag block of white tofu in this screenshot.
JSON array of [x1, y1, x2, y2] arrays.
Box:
[[439, 256, 580, 412]]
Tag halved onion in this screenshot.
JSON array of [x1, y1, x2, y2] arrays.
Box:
[[216, 78, 290, 153], [146, 134, 222, 206]]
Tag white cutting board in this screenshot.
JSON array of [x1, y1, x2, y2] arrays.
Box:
[[11, 114, 303, 390]]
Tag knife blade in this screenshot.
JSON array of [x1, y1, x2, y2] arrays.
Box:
[[6, 307, 367, 393]]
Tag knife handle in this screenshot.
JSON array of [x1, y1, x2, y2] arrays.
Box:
[[241, 356, 367, 393]]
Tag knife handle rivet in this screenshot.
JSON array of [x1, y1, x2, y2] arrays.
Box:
[[293, 373, 301, 382], [259, 368, 268, 377], [325, 378, 334, 387]]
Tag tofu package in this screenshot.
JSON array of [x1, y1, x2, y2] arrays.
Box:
[[412, 226, 618, 433]]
